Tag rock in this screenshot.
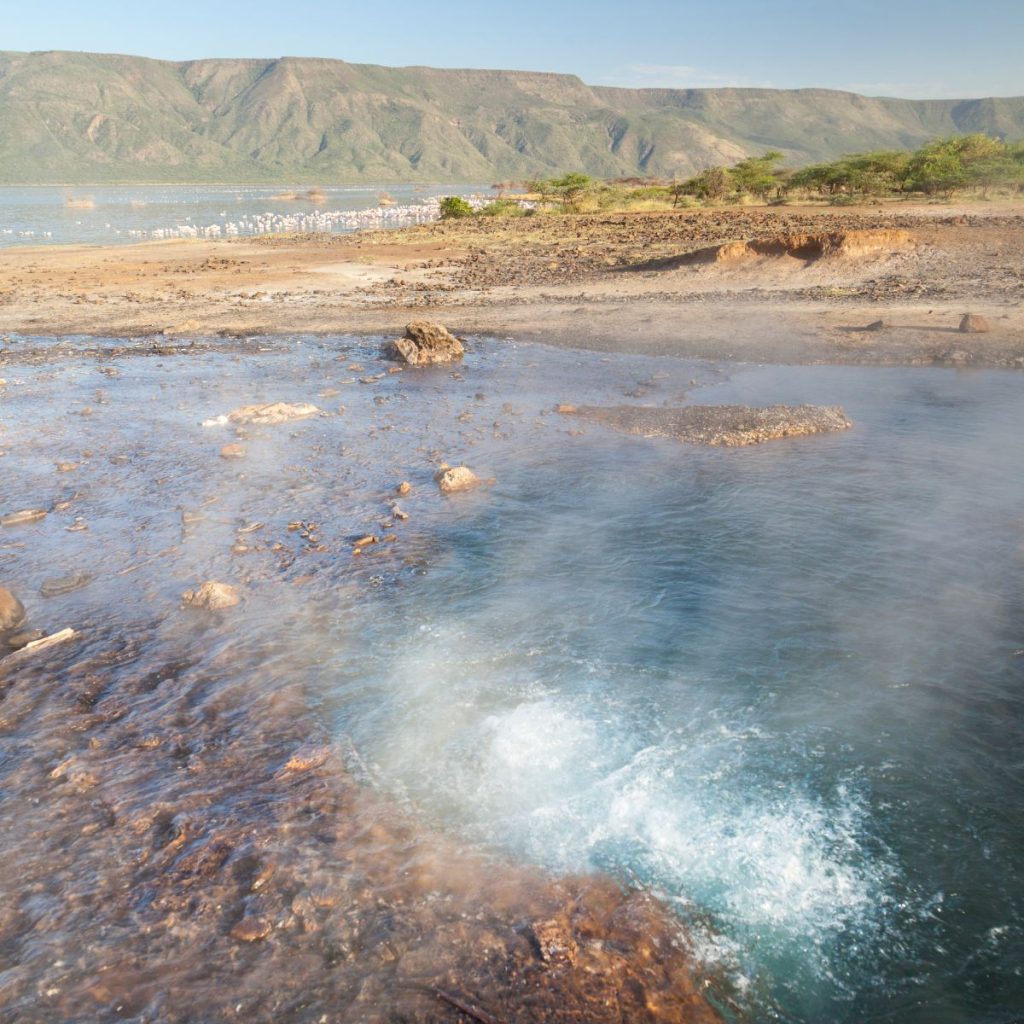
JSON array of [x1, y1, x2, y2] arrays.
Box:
[[555, 404, 577, 414], [0, 586, 26, 631], [226, 402, 320, 425], [182, 581, 241, 610], [230, 916, 271, 942], [162, 319, 201, 336], [1, 508, 48, 527], [352, 535, 378, 549], [6, 629, 44, 650], [220, 443, 246, 459], [396, 481, 412, 496], [959, 314, 990, 333], [531, 917, 579, 965], [435, 465, 481, 494], [383, 321, 464, 366], [40, 572, 93, 598]]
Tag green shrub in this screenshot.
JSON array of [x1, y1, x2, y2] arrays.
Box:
[[479, 198, 526, 217], [439, 196, 474, 219]]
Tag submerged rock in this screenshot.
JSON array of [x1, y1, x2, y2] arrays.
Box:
[[1, 508, 48, 527], [226, 402, 320, 426], [182, 581, 241, 610], [959, 313, 991, 334], [230, 916, 271, 942], [6, 629, 44, 650], [220, 443, 247, 459], [384, 321, 465, 366], [0, 586, 26, 632], [40, 572, 93, 598], [567, 404, 851, 446], [435, 465, 482, 494]]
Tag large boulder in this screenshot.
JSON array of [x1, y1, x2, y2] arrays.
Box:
[[384, 321, 464, 366], [0, 586, 26, 632]]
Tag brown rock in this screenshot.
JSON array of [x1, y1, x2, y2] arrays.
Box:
[[396, 481, 412, 496], [1, 508, 48, 527], [435, 466, 481, 494], [959, 314, 990, 334], [0, 586, 26, 631], [226, 402, 320, 426], [220, 443, 246, 459], [532, 917, 579, 965], [230, 916, 271, 942], [182, 581, 241, 610], [383, 321, 465, 366]]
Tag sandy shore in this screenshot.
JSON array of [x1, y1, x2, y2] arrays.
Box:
[[1, 203, 1022, 366]]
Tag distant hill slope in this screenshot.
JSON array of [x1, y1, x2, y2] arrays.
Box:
[[2, 50, 1023, 184]]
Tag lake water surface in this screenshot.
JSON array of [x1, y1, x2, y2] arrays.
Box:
[[0, 335, 1021, 1023], [0, 184, 485, 246]]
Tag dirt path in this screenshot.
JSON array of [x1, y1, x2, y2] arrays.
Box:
[[1, 203, 1022, 367]]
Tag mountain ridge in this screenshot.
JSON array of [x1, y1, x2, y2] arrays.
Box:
[[2, 49, 1023, 184]]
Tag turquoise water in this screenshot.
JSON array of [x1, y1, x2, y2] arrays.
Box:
[[325, 359, 1024, 1022], [1, 336, 1021, 1022]]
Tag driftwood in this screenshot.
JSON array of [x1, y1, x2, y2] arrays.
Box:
[[2, 628, 76, 663]]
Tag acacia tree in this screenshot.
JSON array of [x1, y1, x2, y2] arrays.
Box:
[[730, 151, 786, 199], [676, 165, 731, 202]]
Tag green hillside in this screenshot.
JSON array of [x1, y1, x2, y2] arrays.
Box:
[[1, 50, 1022, 184]]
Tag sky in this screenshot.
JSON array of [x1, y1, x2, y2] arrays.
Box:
[[1, 0, 1022, 99]]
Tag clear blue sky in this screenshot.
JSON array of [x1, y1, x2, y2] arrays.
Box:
[[2, 0, 1022, 99]]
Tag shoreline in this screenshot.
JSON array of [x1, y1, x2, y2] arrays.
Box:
[[1, 203, 1022, 368]]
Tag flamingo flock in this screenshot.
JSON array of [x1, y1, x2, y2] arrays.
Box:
[[121, 196, 464, 241], [0, 192, 495, 246]]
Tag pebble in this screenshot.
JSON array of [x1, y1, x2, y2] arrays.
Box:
[[396, 481, 412, 496], [220, 443, 246, 459]]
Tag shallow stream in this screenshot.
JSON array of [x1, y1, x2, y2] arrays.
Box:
[[0, 335, 1021, 1022]]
